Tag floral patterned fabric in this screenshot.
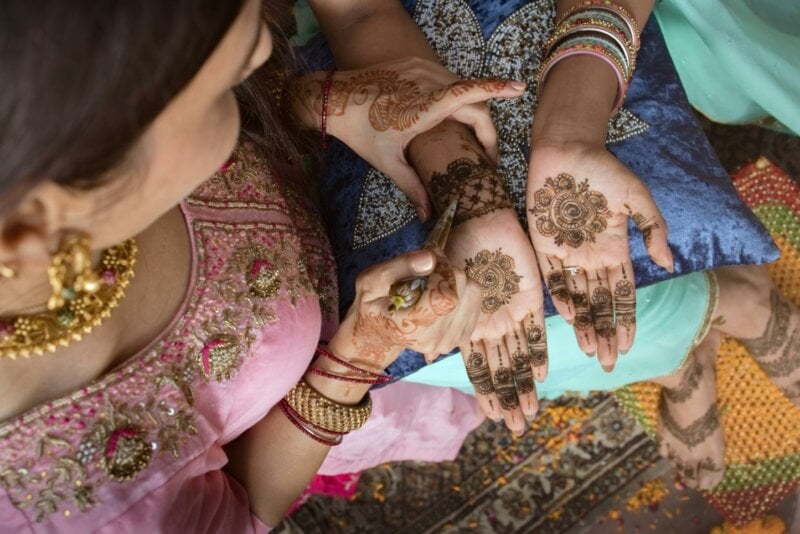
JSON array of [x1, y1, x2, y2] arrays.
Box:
[[0, 143, 484, 532]]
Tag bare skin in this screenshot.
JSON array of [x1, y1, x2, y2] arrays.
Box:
[[651, 265, 800, 491]]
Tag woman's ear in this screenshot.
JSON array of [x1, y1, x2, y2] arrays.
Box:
[[0, 182, 79, 272]]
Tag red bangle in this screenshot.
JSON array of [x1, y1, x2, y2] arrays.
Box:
[[315, 345, 392, 384], [278, 399, 343, 447], [320, 69, 335, 150], [308, 367, 389, 385]]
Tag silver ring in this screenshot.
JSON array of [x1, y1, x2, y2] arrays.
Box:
[[562, 266, 585, 276]]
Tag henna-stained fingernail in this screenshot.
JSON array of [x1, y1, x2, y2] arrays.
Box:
[[602, 364, 615, 373], [585, 351, 595, 357], [619, 348, 629, 355]]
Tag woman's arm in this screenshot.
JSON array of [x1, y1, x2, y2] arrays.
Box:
[[225, 250, 481, 525], [308, 0, 440, 66], [224, 365, 370, 526], [532, 0, 655, 147]]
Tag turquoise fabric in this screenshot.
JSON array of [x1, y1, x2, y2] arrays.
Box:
[[654, 0, 800, 135], [403, 272, 712, 398]]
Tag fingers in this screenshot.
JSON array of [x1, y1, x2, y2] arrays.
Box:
[[355, 250, 437, 300], [609, 262, 637, 353], [564, 268, 596, 356], [449, 103, 500, 165], [484, 339, 527, 435], [433, 79, 525, 125], [464, 341, 502, 421], [538, 255, 575, 321], [524, 313, 549, 383], [625, 199, 673, 273], [385, 159, 432, 222], [588, 270, 618, 371], [506, 328, 538, 422]]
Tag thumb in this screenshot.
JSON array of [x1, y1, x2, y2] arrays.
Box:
[[382, 160, 432, 222], [355, 250, 437, 299]]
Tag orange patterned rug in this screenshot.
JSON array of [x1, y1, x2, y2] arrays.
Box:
[[615, 157, 800, 526]]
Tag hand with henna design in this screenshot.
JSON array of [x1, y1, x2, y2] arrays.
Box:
[[292, 57, 526, 221], [327, 249, 481, 374], [526, 142, 674, 372], [408, 121, 548, 435]]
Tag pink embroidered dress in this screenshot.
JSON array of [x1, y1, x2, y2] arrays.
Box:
[[0, 144, 482, 533]]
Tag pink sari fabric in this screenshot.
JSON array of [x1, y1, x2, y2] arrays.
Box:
[[0, 144, 481, 532]]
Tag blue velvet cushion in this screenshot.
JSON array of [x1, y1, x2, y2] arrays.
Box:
[[297, 0, 779, 380]]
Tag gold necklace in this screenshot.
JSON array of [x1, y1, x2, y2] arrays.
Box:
[[0, 238, 137, 359]]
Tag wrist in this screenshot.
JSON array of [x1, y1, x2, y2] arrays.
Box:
[[292, 71, 329, 132], [532, 56, 617, 148], [304, 336, 381, 405]]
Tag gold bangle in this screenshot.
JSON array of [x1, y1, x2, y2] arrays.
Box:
[[284, 379, 372, 434]]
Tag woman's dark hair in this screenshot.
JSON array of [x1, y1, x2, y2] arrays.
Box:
[[0, 0, 300, 214]]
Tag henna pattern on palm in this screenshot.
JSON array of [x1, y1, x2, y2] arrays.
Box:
[[465, 249, 522, 314], [429, 158, 513, 226], [527, 323, 548, 368], [663, 358, 704, 403], [591, 284, 615, 340], [659, 395, 720, 448], [352, 272, 457, 366], [614, 267, 636, 330], [530, 174, 612, 248]]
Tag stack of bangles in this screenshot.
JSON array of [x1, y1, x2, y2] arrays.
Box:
[[536, 0, 641, 114], [278, 345, 391, 446]]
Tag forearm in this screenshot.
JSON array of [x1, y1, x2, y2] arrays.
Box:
[[532, 0, 655, 147], [225, 338, 370, 525], [309, 0, 440, 68]]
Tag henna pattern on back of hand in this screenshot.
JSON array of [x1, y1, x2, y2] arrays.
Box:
[[464, 249, 522, 314], [530, 174, 612, 248], [320, 72, 508, 132], [429, 158, 513, 226]]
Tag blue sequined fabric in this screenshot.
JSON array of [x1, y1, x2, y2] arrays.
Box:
[[297, 0, 779, 380]]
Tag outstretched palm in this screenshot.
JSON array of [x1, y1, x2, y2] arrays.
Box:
[[527, 143, 673, 371]]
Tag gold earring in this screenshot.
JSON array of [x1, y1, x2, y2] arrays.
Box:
[[0, 263, 15, 279], [47, 233, 101, 311]]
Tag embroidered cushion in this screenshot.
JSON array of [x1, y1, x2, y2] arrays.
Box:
[[297, 0, 779, 379]]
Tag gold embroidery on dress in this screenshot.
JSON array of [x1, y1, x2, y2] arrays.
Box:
[[0, 143, 337, 522]]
